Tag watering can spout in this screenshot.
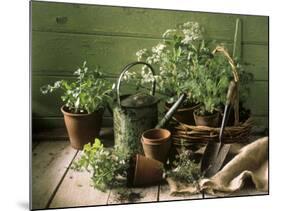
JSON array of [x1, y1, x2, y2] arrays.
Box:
[[155, 93, 187, 129]]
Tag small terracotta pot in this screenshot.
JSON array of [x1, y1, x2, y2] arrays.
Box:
[[141, 128, 171, 163], [165, 102, 200, 125], [61, 105, 104, 150], [142, 128, 171, 144], [193, 109, 220, 127], [133, 154, 163, 187]]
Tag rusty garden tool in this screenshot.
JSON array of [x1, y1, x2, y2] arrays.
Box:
[[201, 81, 238, 177]]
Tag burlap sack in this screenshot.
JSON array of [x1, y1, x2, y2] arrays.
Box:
[[167, 136, 268, 196]]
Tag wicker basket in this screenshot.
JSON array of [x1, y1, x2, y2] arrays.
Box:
[[169, 46, 253, 147]]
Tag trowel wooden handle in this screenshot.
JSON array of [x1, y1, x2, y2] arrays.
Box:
[[226, 81, 237, 106], [155, 93, 186, 129]]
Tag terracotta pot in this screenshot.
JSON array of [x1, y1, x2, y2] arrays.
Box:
[[142, 128, 171, 144], [165, 102, 200, 125], [141, 128, 171, 163], [61, 105, 104, 150], [132, 154, 163, 187], [193, 109, 220, 127]]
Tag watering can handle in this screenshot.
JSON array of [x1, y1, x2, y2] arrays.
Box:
[[116, 61, 156, 107]]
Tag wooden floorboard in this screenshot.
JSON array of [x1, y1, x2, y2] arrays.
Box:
[[31, 134, 268, 208], [107, 185, 159, 204], [49, 151, 111, 208], [31, 141, 77, 210]]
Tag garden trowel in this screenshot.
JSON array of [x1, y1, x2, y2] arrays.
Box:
[[201, 81, 238, 178]]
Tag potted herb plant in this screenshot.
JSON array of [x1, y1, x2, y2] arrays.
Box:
[[190, 51, 234, 127], [72, 138, 164, 191], [40, 61, 113, 149]]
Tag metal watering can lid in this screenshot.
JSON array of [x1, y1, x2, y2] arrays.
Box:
[[116, 61, 157, 108], [120, 93, 158, 108]]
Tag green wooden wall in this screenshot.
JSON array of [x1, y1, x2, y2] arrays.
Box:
[[31, 1, 269, 133]]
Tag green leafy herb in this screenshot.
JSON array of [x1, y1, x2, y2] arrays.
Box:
[[165, 150, 202, 185], [40, 61, 113, 114], [72, 139, 130, 192]]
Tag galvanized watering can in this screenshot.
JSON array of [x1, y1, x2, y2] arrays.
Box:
[[113, 61, 158, 154], [113, 61, 187, 155]]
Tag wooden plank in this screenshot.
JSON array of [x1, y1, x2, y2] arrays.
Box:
[[31, 1, 268, 44], [242, 44, 268, 80], [32, 141, 77, 210], [31, 31, 161, 76], [31, 32, 268, 80], [107, 186, 159, 204], [32, 117, 113, 132], [245, 81, 268, 116], [49, 151, 110, 208], [32, 127, 115, 147], [159, 183, 203, 201]]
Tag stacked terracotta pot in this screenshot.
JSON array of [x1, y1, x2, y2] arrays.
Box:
[[141, 128, 172, 163]]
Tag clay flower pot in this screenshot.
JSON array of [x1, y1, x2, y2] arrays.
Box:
[[132, 154, 163, 187], [165, 102, 200, 125], [141, 128, 171, 163], [61, 105, 104, 150], [193, 109, 220, 127]]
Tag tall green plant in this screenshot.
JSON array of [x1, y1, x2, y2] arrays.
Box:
[[126, 22, 206, 104], [191, 53, 232, 115], [40, 61, 113, 114]]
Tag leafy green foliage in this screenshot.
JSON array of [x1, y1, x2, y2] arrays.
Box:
[[191, 52, 233, 115], [72, 139, 130, 192], [165, 150, 202, 184], [236, 62, 254, 104], [128, 21, 253, 115], [127, 22, 206, 104], [40, 61, 113, 114]]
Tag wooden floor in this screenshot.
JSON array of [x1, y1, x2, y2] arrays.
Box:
[[31, 129, 268, 210]]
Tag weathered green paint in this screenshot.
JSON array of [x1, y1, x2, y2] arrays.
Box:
[[31, 1, 268, 131], [31, 1, 268, 44], [32, 32, 268, 80]]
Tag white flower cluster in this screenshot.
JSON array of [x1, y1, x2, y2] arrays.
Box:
[[140, 68, 155, 84], [136, 48, 148, 62], [162, 22, 203, 45], [180, 22, 203, 44], [145, 43, 167, 64], [162, 29, 177, 39], [122, 71, 137, 81]]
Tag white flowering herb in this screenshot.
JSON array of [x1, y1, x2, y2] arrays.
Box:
[[132, 21, 207, 104]]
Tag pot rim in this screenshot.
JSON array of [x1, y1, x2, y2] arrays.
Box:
[[61, 105, 104, 117], [142, 128, 171, 142], [165, 102, 201, 112], [141, 137, 170, 145]]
